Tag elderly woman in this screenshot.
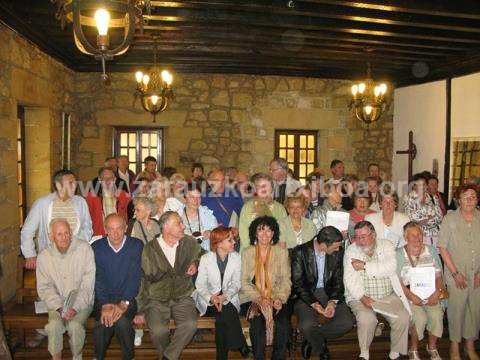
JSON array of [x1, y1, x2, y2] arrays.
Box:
[[181, 183, 218, 251], [439, 184, 480, 360], [150, 179, 184, 219], [404, 173, 443, 247], [240, 216, 291, 360], [295, 186, 316, 219], [127, 176, 152, 220], [194, 226, 249, 359], [311, 182, 346, 232], [127, 197, 161, 244], [365, 185, 409, 248], [169, 172, 187, 200], [239, 173, 287, 251], [397, 222, 444, 360], [279, 195, 317, 249], [349, 193, 376, 225]]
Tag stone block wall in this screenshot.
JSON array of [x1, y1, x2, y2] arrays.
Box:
[[0, 24, 74, 302], [72, 73, 393, 181]]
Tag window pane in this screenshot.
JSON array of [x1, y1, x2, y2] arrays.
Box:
[[151, 133, 158, 146], [299, 164, 306, 178], [120, 147, 128, 156], [17, 141, 21, 161], [300, 135, 306, 149], [288, 163, 294, 172], [300, 178, 306, 186], [129, 133, 136, 145], [279, 134, 286, 148], [17, 163, 22, 182], [129, 163, 137, 173], [308, 135, 315, 148], [17, 121, 21, 139], [287, 149, 295, 162], [288, 135, 295, 148], [129, 148, 136, 163], [120, 133, 128, 146], [142, 148, 149, 162], [300, 150, 306, 162], [279, 149, 286, 159], [142, 133, 149, 147], [307, 164, 314, 174], [308, 150, 315, 163], [150, 148, 158, 159]]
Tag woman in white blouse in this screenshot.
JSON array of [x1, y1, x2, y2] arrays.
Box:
[[194, 226, 249, 359], [365, 184, 409, 248]]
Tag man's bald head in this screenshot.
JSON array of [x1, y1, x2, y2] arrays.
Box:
[[49, 218, 72, 253]]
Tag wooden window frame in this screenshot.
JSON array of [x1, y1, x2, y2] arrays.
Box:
[[113, 127, 165, 174], [451, 140, 480, 188], [274, 129, 318, 183]]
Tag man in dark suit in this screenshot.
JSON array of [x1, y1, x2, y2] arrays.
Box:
[[291, 226, 354, 360]]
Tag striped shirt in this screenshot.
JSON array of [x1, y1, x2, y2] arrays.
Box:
[[51, 198, 79, 235]]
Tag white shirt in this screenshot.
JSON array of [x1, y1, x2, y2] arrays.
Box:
[[158, 235, 179, 268], [117, 169, 131, 192], [107, 236, 126, 253]]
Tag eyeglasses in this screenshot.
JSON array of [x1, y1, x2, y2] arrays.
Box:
[[353, 231, 372, 241]]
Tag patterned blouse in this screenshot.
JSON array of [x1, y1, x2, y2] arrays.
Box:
[[403, 191, 443, 237]]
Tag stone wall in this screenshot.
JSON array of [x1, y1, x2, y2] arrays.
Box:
[[0, 24, 74, 302], [72, 73, 393, 181]]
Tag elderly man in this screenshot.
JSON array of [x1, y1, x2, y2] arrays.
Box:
[[91, 214, 144, 360], [86, 167, 130, 238], [202, 169, 243, 229], [269, 158, 301, 204], [292, 226, 354, 360], [134, 211, 203, 360], [37, 219, 95, 360], [21, 169, 92, 270], [344, 221, 411, 360]]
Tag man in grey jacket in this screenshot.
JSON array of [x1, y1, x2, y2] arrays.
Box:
[[37, 218, 95, 360], [21, 169, 92, 270]]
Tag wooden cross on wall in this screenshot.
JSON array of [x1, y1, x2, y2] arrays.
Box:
[[396, 131, 417, 181]]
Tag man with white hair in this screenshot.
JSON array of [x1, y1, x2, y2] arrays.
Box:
[[344, 221, 411, 360], [269, 158, 301, 205], [36, 219, 95, 360]]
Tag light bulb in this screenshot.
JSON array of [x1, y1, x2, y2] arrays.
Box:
[[161, 70, 173, 85], [94, 9, 110, 36], [364, 105, 373, 115], [142, 74, 150, 86], [151, 95, 159, 105], [379, 83, 387, 95], [135, 71, 143, 83], [358, 83, 366, 94], [351, 85, 358, 96], [374, 86, 381, 97]]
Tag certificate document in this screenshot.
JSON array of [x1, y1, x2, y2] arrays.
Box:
[[409, 266, 436, 300], [325, 211, 350, 232]]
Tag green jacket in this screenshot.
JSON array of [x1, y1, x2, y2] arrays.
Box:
[[136, 235, 203, 311]]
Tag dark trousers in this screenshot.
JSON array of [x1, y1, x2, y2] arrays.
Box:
[[295, 289, 354, 355], [93, 302, 137, 360], [242, 302, 290, 360], [206, 303, 248, 360]]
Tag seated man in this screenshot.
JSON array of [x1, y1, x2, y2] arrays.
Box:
[[291, 226, 354, 360], [344, 221, 411, 360], [37, 219, 95, 360], [92, 214, 143, 360], [135, 211, 203, 360]]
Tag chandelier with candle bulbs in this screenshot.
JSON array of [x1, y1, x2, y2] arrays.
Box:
[[134, 42, 174, 122], [350, 63, 389, 125], [51, 0, 147, 82]]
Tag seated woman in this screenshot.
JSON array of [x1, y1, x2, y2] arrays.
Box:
[[238, 173, 287, 251], [181, 182, 218, 251], [194, 226, 250, 360], [279, 195, 317, 249], [311, 182, 346, 232], [240, 216, 291, 360], [397, 221, 444, 360], [296, 186, 316, 219], [150, 178, 184, 220], [365, 184, 409, 248], [127, 197, 160, 244], [349, 193, 376, 225]]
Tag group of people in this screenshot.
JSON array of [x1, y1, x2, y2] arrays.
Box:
[[19, 155, 480, 360]]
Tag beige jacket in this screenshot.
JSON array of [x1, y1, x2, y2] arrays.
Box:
[[240, 245, 291, 304], [36, 239, 95, 311]]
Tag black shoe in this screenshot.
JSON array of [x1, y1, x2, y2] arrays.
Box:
[[319, 345, 331, 360], [302, 340, 312, 360], [239, 345, 251, 358]]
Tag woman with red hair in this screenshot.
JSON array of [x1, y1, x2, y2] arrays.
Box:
[[193, 226, 249, 359]]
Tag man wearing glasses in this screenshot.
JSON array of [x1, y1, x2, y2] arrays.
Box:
[[344, 221, 411, 360]]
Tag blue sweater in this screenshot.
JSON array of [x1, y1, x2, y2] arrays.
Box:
[[92, 236, 144, 306], [201, 188, 243, 226]]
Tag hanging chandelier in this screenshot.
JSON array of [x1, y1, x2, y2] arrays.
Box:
[[134, 42, 174, 122], [350, 63, 389, 125], [51, 0, 147, 82]]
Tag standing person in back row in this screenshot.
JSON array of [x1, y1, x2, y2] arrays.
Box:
[[269, 158, 301, 205]]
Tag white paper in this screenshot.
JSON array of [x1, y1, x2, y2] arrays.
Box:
[[409, 266, 436, 300], [325, 211, 350, 232], [372, 304, 398, 318], [34, 301, 48, 314]]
